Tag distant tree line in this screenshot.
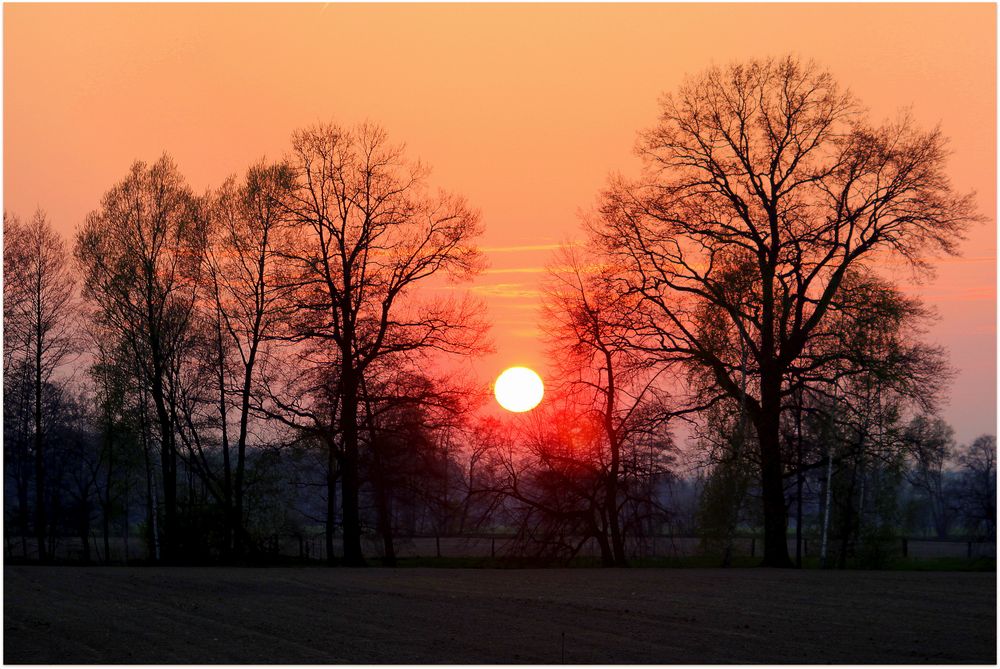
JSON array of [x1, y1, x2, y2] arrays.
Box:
[[3, 57, 994, 567]]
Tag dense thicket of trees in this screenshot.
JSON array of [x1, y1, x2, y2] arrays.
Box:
[[3, 58, 994, 568]]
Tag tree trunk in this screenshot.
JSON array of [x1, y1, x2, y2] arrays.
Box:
[[33, 330, 47, 563], [795, 392, 803, 568], [374, 480, 396, 567], [757, 373, 793, 568], [217, 334, 233, 561], [139, 391, 161, 562], [18, 440, 29, 558], [606, 473, 627, 566], [102, 424, 113, 563], [146, 316, 177, 563], [223, 448, 234, 561], [102, 479, 112, 563], [593, 519, 614, 567], [370, 433, 397, 567], [326, 444, 338, 566], [79, 498, 92, 564], [150, 366, 177, 562], [231, 402, 244, 560], [233, 333, 262, 560], [820, 451, 833, 568], [602, 350, 627, 567], [123, 472, 130, 564], [339, 364, 366, 566]]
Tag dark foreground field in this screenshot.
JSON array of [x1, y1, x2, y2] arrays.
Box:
[[5, 566, 996, 664]]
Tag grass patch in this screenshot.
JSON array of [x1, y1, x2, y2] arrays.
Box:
[[624, 555, 762, 568], [880, 556, 996, 572], [394, 555, 769, 569], [389, 554, 996, 571]]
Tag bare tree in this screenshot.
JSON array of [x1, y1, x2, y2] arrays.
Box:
[[4, 211, 34, 556], [590, 56, 979, 566], [794, 270, 951, 564], [902, 415, 956, 539], [283, 122, 486, 565], [360, 368, 474, 565], [205, 161, 298, 558], [75, 156, 208, 561], [953, 434, 996, 540], [541, 246, 676, 565], [87, 321, 134, 563], [4, 212, 30, 377], [4, 210, 77, 561]]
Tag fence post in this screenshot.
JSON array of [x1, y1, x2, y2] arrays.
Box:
[[804, 539, 808, 556], [967, 541, 973, 559], [750, 537, 756, 558], [436, 535, 441, 558], [902, 538, 908, 558], [491, 537, 496, 558]]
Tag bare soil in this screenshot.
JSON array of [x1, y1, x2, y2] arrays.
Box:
[[4, 566, 995, 664]]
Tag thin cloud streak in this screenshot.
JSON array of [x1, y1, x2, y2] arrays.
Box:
[[899, 286, 996, 301], [482, 243, 578, 254], [482, 267, 547, 275], [471, 283, 541, 299]]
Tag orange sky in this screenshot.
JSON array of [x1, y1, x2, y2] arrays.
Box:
[[4, 3, 996, 443]]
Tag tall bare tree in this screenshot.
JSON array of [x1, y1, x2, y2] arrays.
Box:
[[4, 211, 33, 555], [76, 156, 208, 561], [205, 161, 298, 558], [4, 210, 77, 561], [284, 122, 486, 565], [591, 56, 979, 566]]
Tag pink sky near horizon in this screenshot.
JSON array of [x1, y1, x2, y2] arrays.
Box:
[[4, 3, 996, 444]]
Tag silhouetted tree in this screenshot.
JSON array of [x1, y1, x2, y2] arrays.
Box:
[[283, 122, 486, 565], [801, 273, 950, 564], [903, 415, 957, 539], [361, 367, 475, 565], [4, 211, 34, 556], [695, 400, 757, 566], [204, 161, 298, 558], [4, 210, 78, 561], [542, 246, 676, 565], [87, 322, 142, 562], [590, 56, 978, 566], [76, 156, 208, 561], [953, 434, 996, 539]]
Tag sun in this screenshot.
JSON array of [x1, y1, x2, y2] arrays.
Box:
[[494, 366, 544, 413]]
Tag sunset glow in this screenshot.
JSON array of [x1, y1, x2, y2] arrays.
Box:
[[4, 2, 993, 442], [494, 367, 544, 413], [1, 6, 997, 661]]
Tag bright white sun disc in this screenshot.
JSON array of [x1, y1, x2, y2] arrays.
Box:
[[494, 366, 544, 413]]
